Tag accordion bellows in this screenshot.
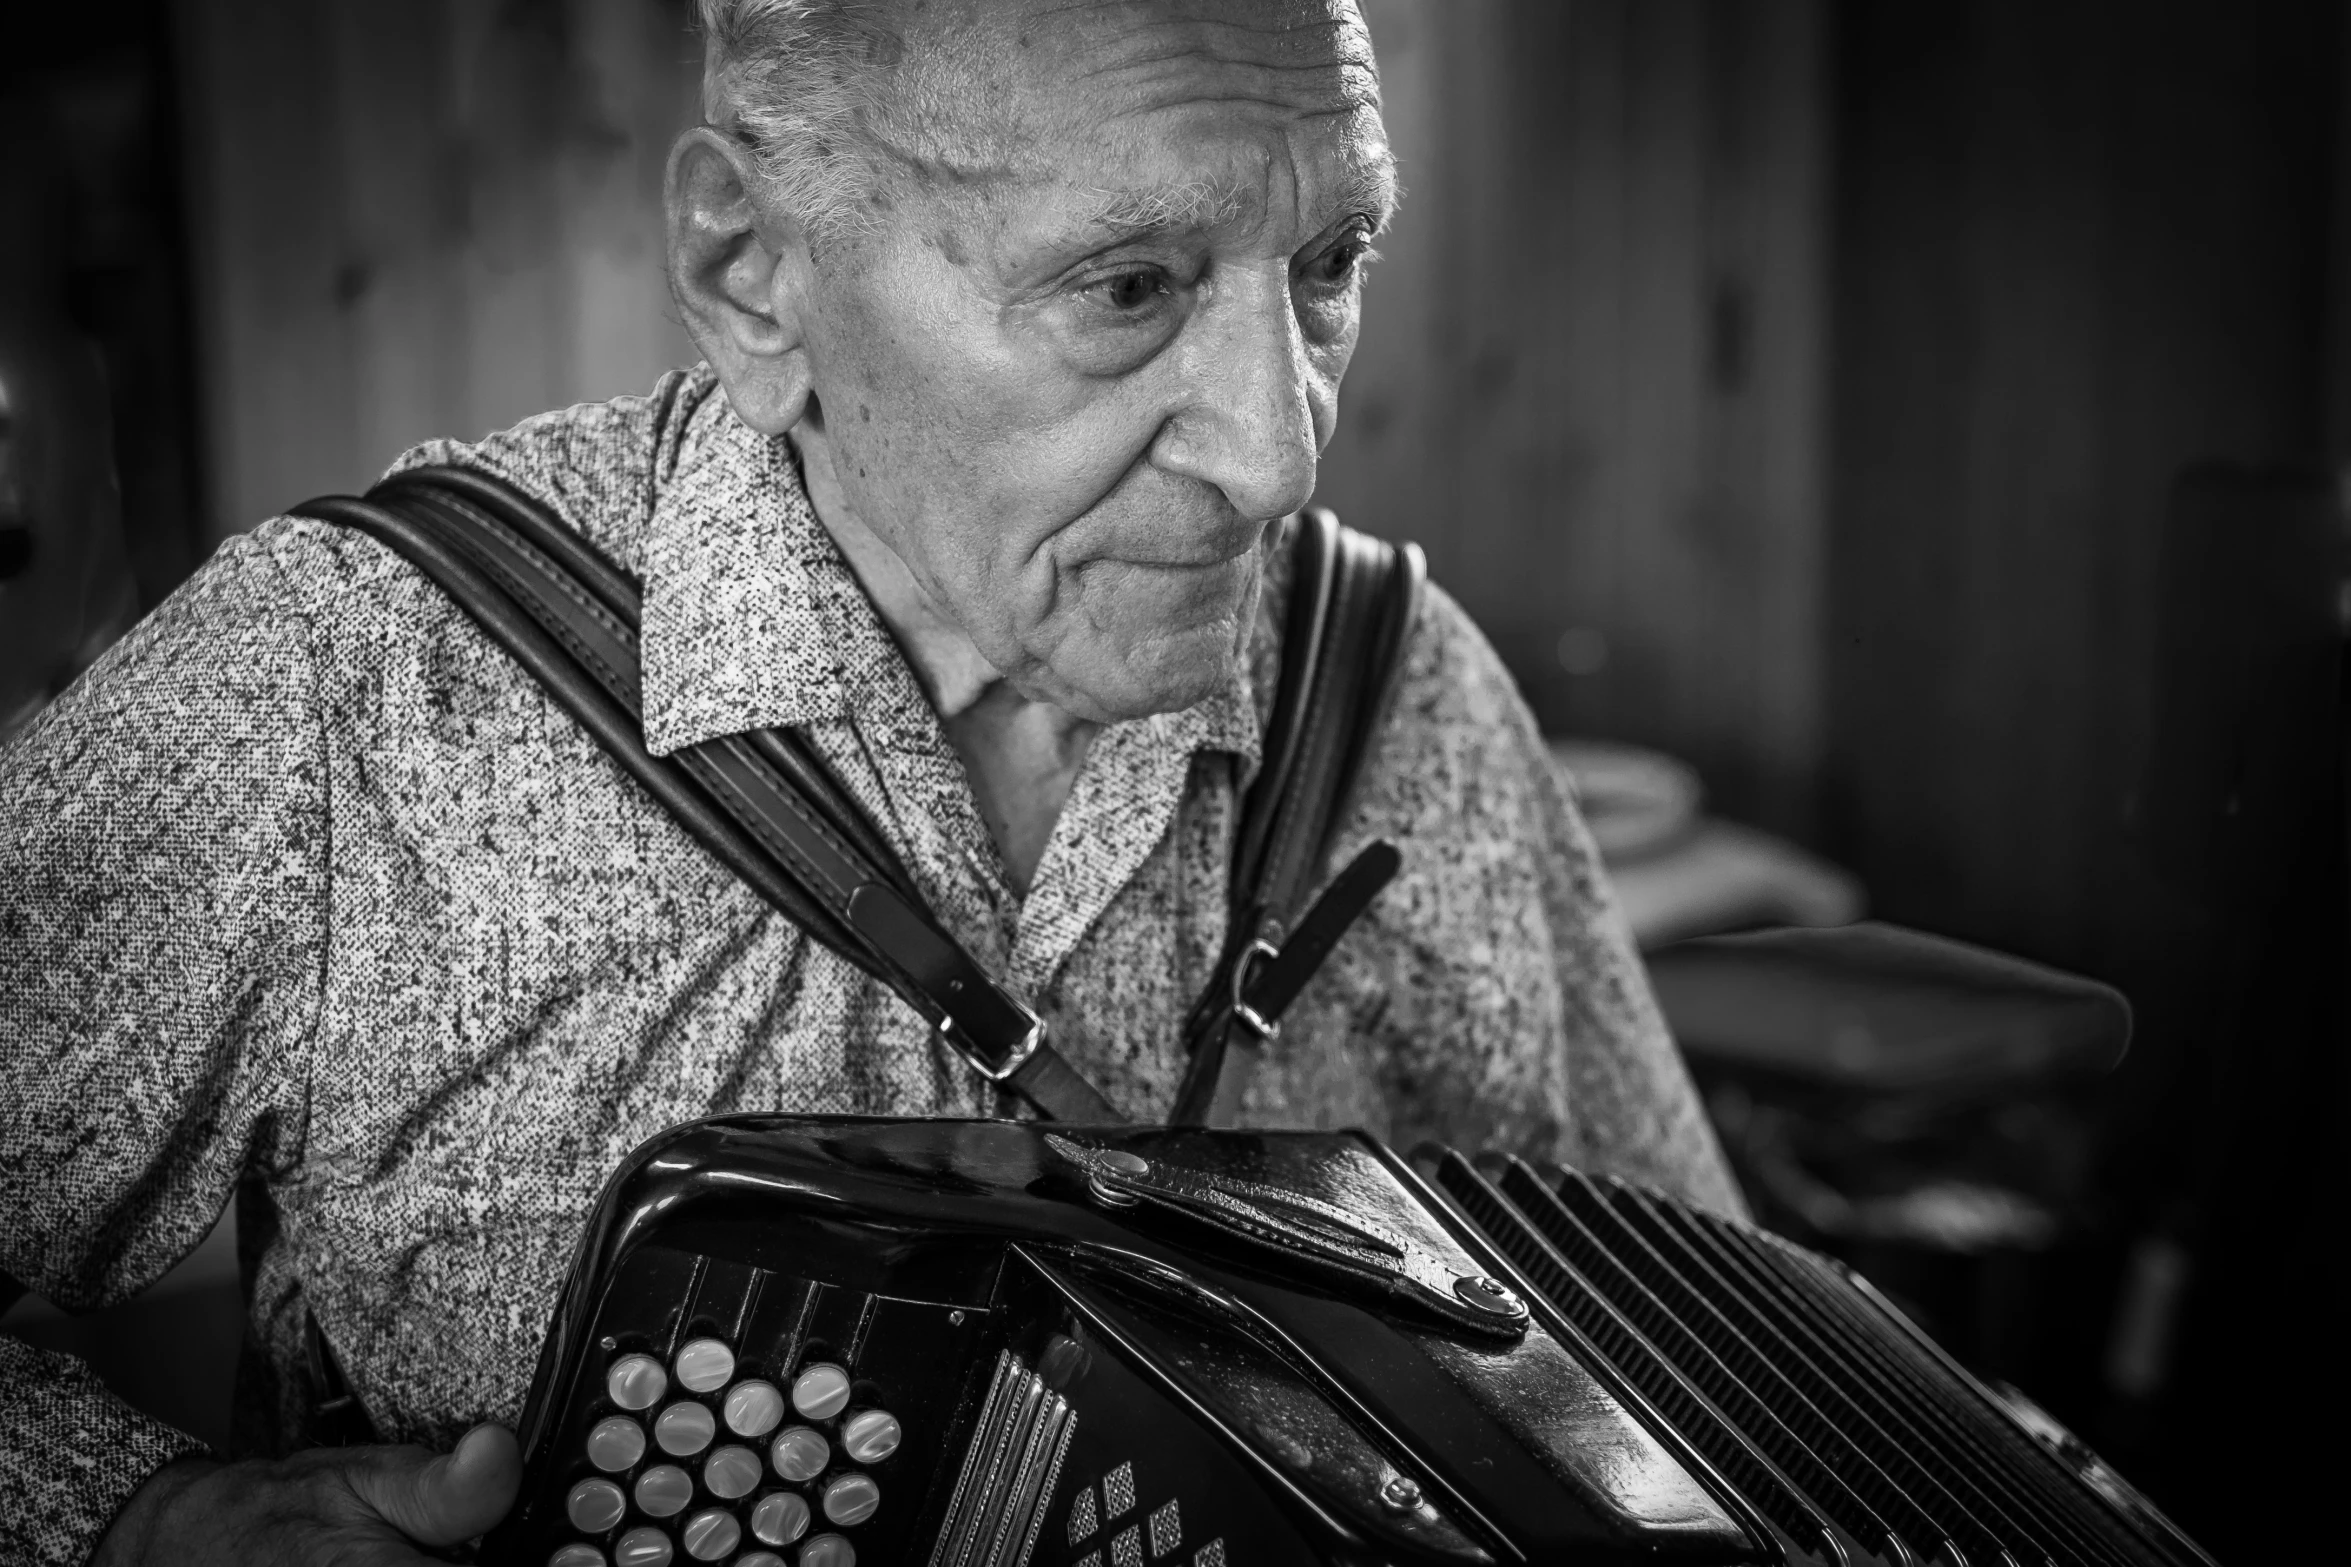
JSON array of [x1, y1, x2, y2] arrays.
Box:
[[484, 1118, 2210, 1567]]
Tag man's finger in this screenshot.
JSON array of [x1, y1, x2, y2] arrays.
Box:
[[341, 1423, 523, 1546]]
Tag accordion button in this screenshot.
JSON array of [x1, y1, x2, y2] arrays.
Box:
[[654, 1401, 717, 1456], [673, 1338, 736, 1394], [703, 1444, 762, 1499], [612, 1526, 672, 1567], [736, 1556, 786, 1567], [751, 1490, 812, 1545], [800, 1533, 856, 1567], [607, 1354, 668, 1411], [790, 1363, 852, 1420], [839, 1409, 901, 1464], [771, 1426, 831, 1483], [633, 1463, 694, 1518], [565, 1477, 627, 1533], [821, 1473, 880, 1527], [586, 1415, 647, 1472], [723, 1379, 786, 1438], [548, 1546, 604, 1567], [681, 1507, 741, 1561]]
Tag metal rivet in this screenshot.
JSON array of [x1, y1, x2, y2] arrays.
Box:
[[1453, 1274, 1527, 1318], [1379, 1474, 1423, 1512], [1099, 1149, 1149, 1176]]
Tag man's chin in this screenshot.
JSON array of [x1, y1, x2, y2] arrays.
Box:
[[1019, 634, 1243, 725]]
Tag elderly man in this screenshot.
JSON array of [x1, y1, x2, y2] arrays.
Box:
[[0, 0, 1739, 1560]]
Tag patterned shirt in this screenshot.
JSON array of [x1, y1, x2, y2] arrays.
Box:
[[0, 366, 1739, 1561]]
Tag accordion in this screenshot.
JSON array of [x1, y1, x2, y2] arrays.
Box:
[[483, 1117, 2209, 1567]]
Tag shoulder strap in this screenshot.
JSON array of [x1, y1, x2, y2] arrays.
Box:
[[290, 466, 1122, 1124], [1169, 507, 1427, 1125]]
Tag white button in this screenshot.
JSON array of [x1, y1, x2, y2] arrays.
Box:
[[790, 1362, 852, 1420], [839, 1409, 901, 1465], [585, 1415, 647, 1472], [633, 1463, 694, 1518], [736, 1555, 786, 1567], [702, 1444, 762, 1499], [549, 1546, 605, 1567], [681, 1508, 742, 1561], [822, 1473, 880, 1527], [654, 1401, 716, 1456], [799, 1535, 856, 1567], [613, 1527, 672, 1567], [723, 1379, 786, 1438], [771, 1425, 830, 1482], [673, 1337, 736, 1394], [751, 1490, 812, 1545], [565, 1477, 626, 1533], [606, 1353, 667, 1411]]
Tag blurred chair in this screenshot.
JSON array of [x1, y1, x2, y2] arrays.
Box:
[[1550, 737, 1864, 949]]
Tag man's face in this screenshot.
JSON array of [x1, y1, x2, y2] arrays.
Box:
[[790, 0, 1391, 723]]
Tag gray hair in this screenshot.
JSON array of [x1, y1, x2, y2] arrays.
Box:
[[696, 0, 898, 244]]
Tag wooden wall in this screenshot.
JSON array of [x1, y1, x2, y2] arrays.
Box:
[[175, 0, 701, 536], [1824, 0, 2342, 968], [1323, 0, 1832, 835]]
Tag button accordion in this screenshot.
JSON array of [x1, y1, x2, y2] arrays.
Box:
[[482, 1117, 2209, 1567]]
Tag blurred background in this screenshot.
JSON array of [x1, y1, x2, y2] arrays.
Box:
[[0, 0, 2343, 1556]]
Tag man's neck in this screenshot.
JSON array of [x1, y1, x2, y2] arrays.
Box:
[[790, 422, 1097, 894]]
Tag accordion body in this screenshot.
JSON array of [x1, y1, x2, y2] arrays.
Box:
[[484, 1117, 2209, 1567]]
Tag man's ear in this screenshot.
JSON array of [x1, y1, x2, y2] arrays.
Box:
[[665, 127, 815, 435]]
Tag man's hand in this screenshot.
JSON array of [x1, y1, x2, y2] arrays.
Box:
[[92, 1422, 520, 1566]]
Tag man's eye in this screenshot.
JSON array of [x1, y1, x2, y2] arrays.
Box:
[[1308, 238, 1375, 288], [1087, 268, 1169, 313]]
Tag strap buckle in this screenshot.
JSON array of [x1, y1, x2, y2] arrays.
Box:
[[937, 989, 1048, 1083], [1230, 937, 1283, 1041]]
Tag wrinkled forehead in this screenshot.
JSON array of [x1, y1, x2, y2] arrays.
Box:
[[870, 0, 1387, 236]]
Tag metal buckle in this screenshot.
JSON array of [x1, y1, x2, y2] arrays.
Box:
[[1230, 937, 1282, 1042], [937, 990, 1047, 1083]]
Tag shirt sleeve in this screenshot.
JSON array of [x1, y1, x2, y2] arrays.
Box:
[[1350, 582, 1748, 1219], [0, 529, 326, 1562]]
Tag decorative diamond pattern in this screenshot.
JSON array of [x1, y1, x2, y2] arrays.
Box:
[[1194, 1542, 1227, 1567], [1111, 1525, 1144, 1567], [1074, 1555, 1102, 1567], [1068, 1481, 1100, 1545], [1149, 1498, 1181, 1558], [1103, 1460, 1137, 1519]]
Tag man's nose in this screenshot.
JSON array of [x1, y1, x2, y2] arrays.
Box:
[[1154, 270, 1322, 522]]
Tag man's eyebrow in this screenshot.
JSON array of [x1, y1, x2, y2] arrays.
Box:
[[1068, 154, 1402, 246]]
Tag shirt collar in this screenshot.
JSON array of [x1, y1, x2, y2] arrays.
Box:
[[637, 387, 1260, 770]]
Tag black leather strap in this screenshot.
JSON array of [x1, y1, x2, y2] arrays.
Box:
[[1170, 509, 1427, 1125], [294, 470, 1120, 1123]]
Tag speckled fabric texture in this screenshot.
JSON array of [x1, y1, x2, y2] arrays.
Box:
[[0, 365, 1739, 1560]]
